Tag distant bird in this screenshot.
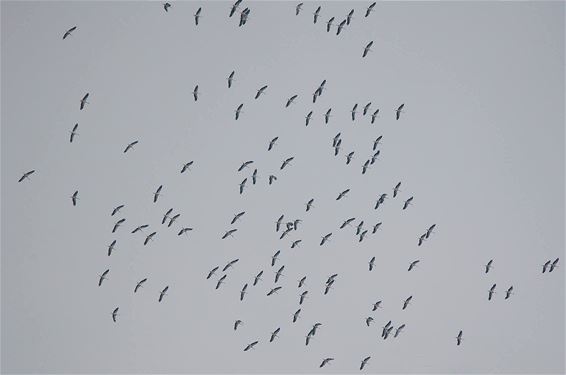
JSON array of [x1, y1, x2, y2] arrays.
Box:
[[485, 260, 494, 274], [295, 3, 303, 15], [291, 240, 302, 249], [244, 341, 258, 351], [320, 358, 334, 368], [107, 240, 116, 256], [403, 196, 413, 210], [178, 227, 193, 236], [336, 19, 346, 35], [370, 151, 380, 165], [549, 258, 560, 272], [488, 284, 496, 300], [168, 213, 180, 227], [269, 175, 277, 185], [271, 250, 281, 266], [362, 160, 370, 174], [229, 0, 241, 17], [359, 230, 368, 242], [275, 265, 285, 283], [153, 185, 163, 203], [418, 234, 426, 246], [316, 79, 326, 96], [112, 307, 119, 322], [144, 232, 157, 245], [382, 321, 392, 337], [276, 214, 284, 232], [281, 157, 294, 170], [69, 123, 79, 143], [505, 286, 513, 300], [365, 2, 376, 17], [240, 284, 248, 301], [394, 324, 406, 338], [235, 103, 243, 120], [238, 160, 254, 171], [223, 259, 239, 272], [194, 7, 202, 25], [112, 218, 126, 233], [71, 190, 79, 206], [393, 182, 401, 197], [298, 276, 307, 288], [320, 233, 332, 246], [299, 290, 308, 304], [231, 211, 246, 224], [134, 278, 147, 293], [267, 286, 282, 296], [362, 41, 373, 57], [340, 218, 356, 229], [360, 356, 371, 370], [305, 111, 313, 126], [292, 308, 301, 322], [542, 260, 551, 273], [371, 109, 379, 123], [255, 85, 268, 99], [18, 170, 35, 182], [372, 301, 382, 311], [346, 151, 354, 165], [426, 224, 436, 238], [286, 95, 298, 107], [239, 8, 250, 26], [181, 161, 194, 173], [234, 319, 243, 330], [356, 221, 364, 235], [363, 102, 371, 115], [366, 317, 374, 326], [313, 6, 321, 23], [351, 103, 358, 121], [63, 26, 77, 39], [396, 103, 405, 120], [373, 136, 382, 150], [402, 296, 413, 310], [306, 198, 314, 212], [324, 281, 334, 295], [347, 9, 354, 24], [207, 266, 219, 280], [162, 208, 173, 224], [268, 137, 279, 151], [216, 275, 227, 289], [336, 189, 350, 200], [408, 260, 420, 271], [372, 222, 382, 234], [123, 140, 138, 153], [163, 2, 171, 12], [326, 17, 335, 32], [324, 108, 332, 124], [252, 168, 258, 184], [239, 178, 247, 194], [192, 85, 199, 101], [369, 257, 375, 271], [456, 330, 463, 346], [79, 93, 90, 110], [98, 269, 109, 286], [227, 70, 235, 88], [270, 327, 281, 342]]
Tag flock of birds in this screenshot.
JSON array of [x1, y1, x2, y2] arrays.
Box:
[[15, 0, 562, 372]]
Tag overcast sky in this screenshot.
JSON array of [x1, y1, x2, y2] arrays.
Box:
[[1, 1, 564, 374]]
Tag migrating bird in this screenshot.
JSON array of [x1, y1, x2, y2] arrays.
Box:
[[270, 327, 281, 342], [426, 224, 436, 238], [222, 259, 239, 272], [227, 70, 235, 88], [292, 308, 301, 323], [313, 6, 321, 23], [193, 85, 199, 101], [291, 240, 302, 249], [403, 196, 414, 210], [163, 2, 171, 12], [178, 227, 193, 236], [542, 260, 551, 273], [286, 94, 298, 107], [252, 168, 258, 184], [382, 321, 392, 338], [295, 2, 303, 15], [371, 108, 379, 123], [418, 234, 426, 246], [393, 182, 401, 198], [229, 0, 241, 17], [505, 286, 513, 299], [324, 108, 332, 124], [396, 103, 405, 120], [336, 189, 350, 200], [298, 276, 307, 288], [239, 178, 247, 194], [360, 356, 371, 370], [267, 286, 282, 296], [326, 17, 335, 32], [351, 103, 358, 121], [18, 170, 35, 182], [271, 250, 281, 266], [324, 280, 335, 295], [366, 317, 374, 326], [359, 230, 368, 242], [320, 233, 332, 246], [372, 301, 382, 311], [239, 8, 250, 27], [112, 307, 119, 323], [111, 204, 124, 216], [275, 265, 285, 283], [336, 19, 347, 35], [363, 102, 371, 115], [408, 260, 420, 271], [144, 231, 157, 245], [240, 284, 248, 301], [62, 26, 77, 39], [159, 286, 169, 302], [305, 111, 313, 126], [216, 275, 227, 290], [456, 330, 463, 346], [365, 2, 376, 17], [362, 41, 373, 58], [206, 266, 219, 280], [488, 284, 496, 300], [134, 278, 147, 293], [234, 319, 243, 330], [346, 9, 354, 24], [268, 137, 278, 151], [153, 185, 163, 203], [280, 157, 294, 170], [346, 151, 355, 164], [244, 341, 258, 351], [373, 136, 382, 150], [255, 85, 268, 99], [79, 93, 89, 110], [71, 190, 79, 206], [320, 358, 334, 368], [253, 271, 263, 286], [107, 240, 117, 256], [485, 260, 494, 274], [269, 175, 277, 185], [238, 160, 254, 171], [275, 214, 285, 232], [162, 208, 173, 224], [372, 222, 382, 234], [123, 140, 138, 153], [181, 161, 194, 173], [168, 213, 180, 227], [98, 269, 110, 286], [69, 123, 79, 143], [112, 218, 126, 233], [299, 291, 308, 304], [549, 258, 560, 272], [235, 103, 243, 120], [194, 7, 202, 25], [306, 198, 314, 212], [231, 211, 246, 224], [402, 296, 413, 310], [394, 324, 406, 338], [369, 257, 376, 271]]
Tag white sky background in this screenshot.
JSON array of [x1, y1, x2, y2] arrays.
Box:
[[1, 1, 564, 373]]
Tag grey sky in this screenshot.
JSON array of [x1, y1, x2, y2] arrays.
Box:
[[1, 1, 564, 373]]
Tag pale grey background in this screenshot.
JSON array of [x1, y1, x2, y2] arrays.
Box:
[[1, 1, 564, 373]]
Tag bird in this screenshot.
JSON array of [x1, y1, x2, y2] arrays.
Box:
[[231, 211, 246, 225], [69, 123, 79, 143], [63, 26, 77, 39], [18, 170, 35, 182], [269, 175, 277, 185], [359, 230, 368, 242], [365, 2, 376, 17], [369, 257, 376, 271], [320, 358, 334, 368], [252, 169, 258, 184], [255, 85, 268, 99], [346, 9, 354, 24], [366, 317, 374, 326], [336, 19, 346, 35], [292, 309, 301, 323], [542, 260, 551, 273], [363, 102, 371, 115], [295, 3, 303, 15], [270, 327, 281, 342], [163, 2, 171, 12], [280, 157, 294, 170], [153, 185, 163, 203], [316, 79, 326, 96], [362, 41, 373, 57], [275, 215, 284, 232], [485, 260, 494, 274], [107, 240, 117, 256], [206, 266, 219, 280], [216, 275, 227, 290], [456, 330, 463, 346], [320, 233, 332, 246], [244, 341, 258, 351], [403, 296, 413, 310], [299, 291, 308, 304], [192, 85, 199, 101], [286, 94, 298, 107], [372, 222, 382, 234], [229, 0, 241, 17], [235, 103, 243, 120], [488, 284, 496, 300], [403, 196, 413, 210], [371, 109, 379, 123], [394, 324, 406, 338], [98, 269, 109, 286], [373, 136, 382, 150], [239, 178, 247, 194], [370, 151, 380, 165], [505, 286, 513, 299], [168, 213, 180, 227], [234, 319, 243, 330], [275, 265, 285, 283], [418, 234, 426, 247], [222, 259, 239, 272], [238, 8, 250, 26], [271, 250, 281, 266], [162, 208, 173, 224], [71, 190, 79, 206], [181, 161, 194, 173], [306, 198, 314, 212], [194, 7, 202, 25], [326, 17, 335, 32], [134, 278, 147, 293], [336, 189, 350, 200], [291, 240, 302, 249], [362, 160, 370, 175], [346, 151, 354, 165], [313, 6, 321, 23], [80, 93, 89, 110], [372, 301, 382, 311], [356, 221, 364, 235], [240, 284, 248, 301], [381, 321, 392, 337], [238, 160, 254, 171], [123, 140, 138, 153], [305, 111, 313, 126], [112, 307, 119, 322], [396, 103, 405, 120], [144, 232, 157, 245], [298, 276, 307, 288], [267, 286, 282, 296], [393, 182, 401, 197], [324, 108, 332, 124], [178, 227, 193, 236], [351, 103, 358, 121], [360, 356, 371, 370], [225, 71, 235, 90], [112, 218, 126, 233], [426, 224, 436, 238], [549, 258, 560, 272], [324, 280, 334, 295], [268, 137, 279, 151], [333, 133, 341, 147], [408, 260, 420, 271]]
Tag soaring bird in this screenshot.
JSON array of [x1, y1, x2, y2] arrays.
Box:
[[549, 258, 560, 272], [107, 240, 117, 256], [396, 103, 405, 120], [178, 227, 193, 236], [542, 260, 551, 273], [372, 301, 382, 311], [426, 224, 436, 238], [316, 79, 327, 96], [362, 160, 370, 175], [324, 108, 332, 124], [144, 232, 157, 245], [239, 178, 247, 194], [365, 2, 376, 17], [98, 269, 109, 286], [80, 93, 89, 110], [269, 175, 277, 185], [295, 3, 303, 15], [69, 123, 79, 143], [370, 151, 380, 165], [346, 151, 354, 164], [238, 8, 250, 26], [252, 168, 258, 184], [286, 94, 298, 107], [371, 108, 379, 123], [356, 221, 364, 235], [382, 321, 392, 337], [326, 17, 335, 32], [372, 222, 382, 234], [123, 140, 138, 153], [216, 275, 227, 289], [393, 182, 401, 197], [276, 214, 284, 232], [336, 19, 346, 35], [418, 234, 426, 246], [362, 41, 373, 57], [359, 230, 368, 242], [231, 211, 246, 225], [255, 85, 268, 99], [305, 111, 313, 126], [63, 26, 77, 39], [340, 218, 356, 229], [320, 233, 332, 246], [373, 136, 383, 150], [134, 278, 147, 293], [162, 208, 173, 225], [402, 296, 413, 310], [163, 2, 171, 12], [394, 324, 406, 338], [299, 291, 308, 304], [402, 196, 413, 210], [351, 103, 358, 121], [238, 160, 254, 171], [280, 157, 294, 170], [369, 257, 376, 271], [270, 327, 281, 342], [168, 213, 180, 227], [347, 9, 354, 24], [244, 341, 258, 351], [235, 103, 243, 120], [112, 218, 126, 233], [112, 307, 119, 322], [234, 319, 243, 330], [408, 260, 420, 271], [275, 265, 285, 283], [324, 280, 334, 295], [292, 308, 301, 323], [505, 286, 513, 299], [240, 284, 248, 301], [488, 284, 496, 300], [485, 260, 494, 274], [223, 259, 239, 272], [291, 240, 302, 249], [336, 189, 350, 200], [313, 6, 321, 23], [306, 198, 314, 212], [194, 7, 202, 25], [229, 0, 241, 17], [271, 250, 281, 266], [193, 85, 199, 101], [320, 358, 334, 368], [71, 190, 79, 206], [363, 102, 371, 115], [366, 317, 374, 326], [181, 161, 194, 173], [159, 286, 169, 302], [360, 356, 371, 370], [267, 286, 282, 296], [206, 266, 219, 280], [456, 330, 463, 346], [268, 137, 279, 151], [18, 170, 35, 182], [298, 276, 307, 288], [153, 185, 163, 203]]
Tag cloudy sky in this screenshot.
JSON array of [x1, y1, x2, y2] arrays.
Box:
[[1, 1, 564, 373]]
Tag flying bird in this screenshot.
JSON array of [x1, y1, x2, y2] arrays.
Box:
[[313, 6, 321, 23], [134, 278, 147, 293], [159, 286, 169, 302], [79, 93, 89, 110], [144, 232, 157, 245], [396, 103, 405, 120], [359, 230, 368, 242], [229, 0, 241, 17], [216, 275, 227, 290], [306, 198, 314, 212], [231, 211, 246, 224], [362, 41, 373, 58], [162, 208, 173, 224], [292, 308, 301, 323], [505, 286, 513, 299], [193, 85, 199, 101], [351, 103, 358, 121], [269, 175, 277, 185], [255, 85, 268, 99], [240, 284, 248, 301], [234, 319, 243, 330], [239, 178, 247, 194], [132, 224, 149, 234], [305, 111, 313, 126], [235, 103, 243, 120], [207, 266, 219, 280], [163, 2, 171, 12], [299, 291, 308, 304], [276, 215, 284, 232], [326, 17, 335, 32], [340, 217, 356, 229], [488, 284, 496, 300], [372, 301, 382, 311], [69, 123, 79, 143], [168, 213, 180, 227], [298, 276, 307, 288], [394, 324, 406, 338], [360, 356, 371, 370], [238, 160, 254, 171], [98, 269, 109, 286], [268, 137, 279, 151], [181, 161, 194, 173], [178, 227, 193, 236], [408, 260, 420, 271], [542, 260, 551, 273], [123, 140, 138, 153], [336, 189, 350, 200], [244, 341, 258, 351], [372, 222, 382, 234], [194, 7, 202, 25], [549, 258, 560, 272], [366, 317, 374, 326], [63, 26, 77, 39], [393, 182, 401, 197], [267, 286, 282, 296], [107, 240, 117, 256], [365, 2, 376, 17], [456, 330, 463, 346], [275, 265, 285, 283], [371, 108, 379, 123], [112, 307, 119, 322], [271, 250, 281, 266], [295, 3, 303, 15], [112, 218, 126, 233], [291, 240, 302, 249], [369, 256, 375, 271], [223, 259, 239, 272], [320, 358, 334, 368], [270, 327, 281, 342], [320, 233, 332, 246], [485, 260, 494, 274], [153, 185, 163, 203], [71, 190, 79, 206], [403, 196, 413, 210], [18, 170, 35, 182], [426, 224, 436, 238], [286, 95, 298, 107], [324, 108, 332, 124], [363, 102, 371, 115], [346, 151, 354, 164], [402, 296, 413, 310], [280, 157, 294, 170]]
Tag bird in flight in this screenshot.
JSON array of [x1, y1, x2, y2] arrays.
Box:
[[244, 341, 258, 351], [275, 265, 285, 283], [168, 213, 180, 227], [163, 2, 171, 12], [295, 3, 303, 15], [336, 189, 350, 200], [134, 278, 147, 293], [111, 205, 124, 216], [542, 260, 551, 273], [144, 232, 157, 245], [366, 317, 374, 326], [63, 26, 77, 39], [71, 190, 79, 206], [298, 276, 307, 288], [193, 85, 199, 101], [549, 258, 560, 272], [159, 286, 169, 302], [98, 269, 109, 286], [231, 212, 245, 225], [363, 41, 373, 58], [112, 307, 119, 323], [369, 257, 376, 271], [305, 111, 313, 126], [403, 196, 414, 210], [240, 284, 248, 301], [216, 275, 227, 290], [320, 358, 334, 368], [365, 2, 376, 17], [223, 258, 239, 272], [371, 108, 379, 123], [299, 290, 308, 305], [181, 161, 194, 173], [107, 240, 117, 256], [360, 356, 371, 370], [402, 296, 413, 310], [206, 266, 219, 280], [239, 178, 247, 194], [18, 170, 35, 182], [123, 140, 138, 153], [286, 94, 298, 107], [234, 319, 243, 330], [69, 123, 79, 143], [271, 250, 281, 266], [255, 85, 268, 99], [320, 233, 332, 246], [505, 286, 513, 299], [153, 185, 163, 203], [326, 17, 335, 33], [324, 108, 332, 124], [229, 0, 241, 17], [80, 93, 89, 110], [280, 157, 294, 170], [235, 103, 243, 120], [194, 7, 202, 25], [268, 136, 278, 151], [292, 308, 301, 323], [270, 327, 281, 342], [267, 286, 282, 296], [227, 70, 235, 88], [393, 181, 401, 197], [351, 103, 358, 121], [313, 6, 321, 24], [306, 198, 314, 212], [112, 218, 125, 233], [363, 102, 371, 115], [372, 301, 382, 311], [396, 103, 405, 120], [485, 259, 494, 274], [456, 330, 463, 346], [488, 284, 496, 300], [394, 324, 406, 338], [408, 260, 420, 271], [238, 161, 254, 171]]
